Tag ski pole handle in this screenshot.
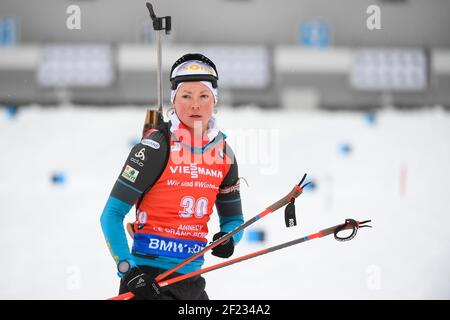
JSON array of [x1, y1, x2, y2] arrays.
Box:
[[266, 184, 303, 212]]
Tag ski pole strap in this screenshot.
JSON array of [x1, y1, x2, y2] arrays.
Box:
[[267, 184, 303, 212], [267, 173, 310, 212], [334, 219, 372, 241]]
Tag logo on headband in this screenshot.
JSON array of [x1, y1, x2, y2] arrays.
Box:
[[180, 64, 215, 75]]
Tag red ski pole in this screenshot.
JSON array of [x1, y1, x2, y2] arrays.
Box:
[[109, 219, 372, 300], [108, 174, 310, 300], [152, 175, 309, 284]]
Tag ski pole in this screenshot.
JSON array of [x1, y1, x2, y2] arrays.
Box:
[[153, 174, 311, 283], [109, 219, 372, 300], [109, 174, 309, 300]]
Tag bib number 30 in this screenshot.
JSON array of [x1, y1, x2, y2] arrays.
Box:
[[179, 196, 208, 219]]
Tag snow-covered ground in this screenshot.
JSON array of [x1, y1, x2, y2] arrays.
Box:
[[0, 104, 449, 299]]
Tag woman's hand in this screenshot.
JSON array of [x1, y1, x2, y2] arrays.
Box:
[[211, 231, 235, 258], [124, 267, 161, 300]]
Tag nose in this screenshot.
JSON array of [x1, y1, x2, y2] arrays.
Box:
[[190, 98, 201, 110]]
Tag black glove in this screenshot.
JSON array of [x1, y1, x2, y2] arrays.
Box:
[[123, 267, 161, 300], [211, 231, 235, 258]]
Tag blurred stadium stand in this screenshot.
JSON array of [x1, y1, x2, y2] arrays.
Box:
[[0, 0, 449, 109]]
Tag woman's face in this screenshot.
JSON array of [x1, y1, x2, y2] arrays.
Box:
[[173, 82, 215, 134]]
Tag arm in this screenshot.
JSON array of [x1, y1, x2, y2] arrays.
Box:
[[100, 130, 168, 267], [215, 143, 244, 244]]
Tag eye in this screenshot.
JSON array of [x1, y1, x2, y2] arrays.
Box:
[[201, 94, 210, 99], [181, 94, 191, 99]]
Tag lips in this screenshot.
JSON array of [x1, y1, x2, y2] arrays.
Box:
[[189, 115, 202, 118]]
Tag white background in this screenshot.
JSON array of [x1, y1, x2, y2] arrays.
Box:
[[0, 105, 449, 299]]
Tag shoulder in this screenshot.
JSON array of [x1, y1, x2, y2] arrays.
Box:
[[127, 128, 169, 166], [222, 138, 237, 164], [142, 127, 168, 146]]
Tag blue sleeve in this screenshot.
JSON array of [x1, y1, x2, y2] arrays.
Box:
[[100, 196, 136, 266], [100, 130, 169, 269], [219, 214, 244, 244]]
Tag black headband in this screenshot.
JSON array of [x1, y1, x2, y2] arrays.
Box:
[[170, 53, 219, 90]]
